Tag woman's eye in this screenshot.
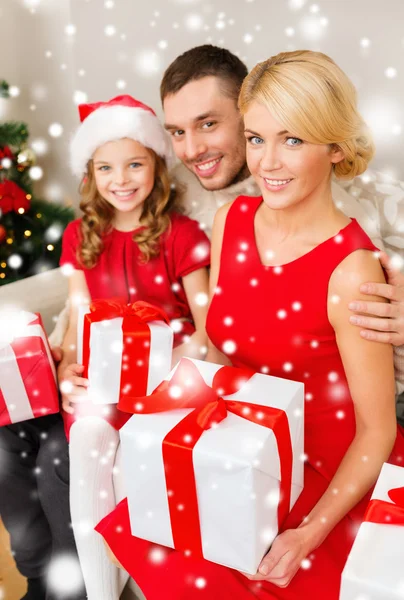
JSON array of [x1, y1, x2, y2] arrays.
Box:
[[285, 137, 303, 147], [247, 136, 264, 145], [99, 165, 110, 171], [129, 162, 141, 168]]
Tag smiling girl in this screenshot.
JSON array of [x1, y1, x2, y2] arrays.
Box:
[[57, 95, 210, 600]]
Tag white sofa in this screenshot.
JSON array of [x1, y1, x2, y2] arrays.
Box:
[[0, 267, 145, 600]]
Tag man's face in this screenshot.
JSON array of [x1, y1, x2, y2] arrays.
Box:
[[163, 76, 246, 191]]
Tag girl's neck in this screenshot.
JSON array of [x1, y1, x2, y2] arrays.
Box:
[[112, 208, 142, 232]]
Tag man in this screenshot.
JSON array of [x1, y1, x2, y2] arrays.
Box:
[[159, 44, 404, 396]]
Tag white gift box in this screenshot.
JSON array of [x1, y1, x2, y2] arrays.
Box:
[[77, 303, 173, 405], [340, 463, 404, 599], [120, 357, 304, 574]]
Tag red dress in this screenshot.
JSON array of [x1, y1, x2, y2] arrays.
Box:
[[60, 211, 210, 433], [96, 196, 404, 599]]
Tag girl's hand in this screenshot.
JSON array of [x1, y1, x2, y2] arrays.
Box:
[[240, 528, 313, 588], [58, 363, 89, 414], [103, 540, 124, 569], [51, 345, 64, 364]]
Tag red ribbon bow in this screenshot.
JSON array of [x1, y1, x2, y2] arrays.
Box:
[[119, 358, 294, 558], [82, 299, 170, 400], [364, 486, 404, 526]]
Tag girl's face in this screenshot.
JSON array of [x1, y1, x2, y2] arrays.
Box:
[[244, 101, 344, 211], [92, 138, 156, 218]]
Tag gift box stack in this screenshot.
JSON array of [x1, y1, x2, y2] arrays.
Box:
[[340, 462, 404, 600], [118, 357, 305, 574], [0, 311, 59, 426]]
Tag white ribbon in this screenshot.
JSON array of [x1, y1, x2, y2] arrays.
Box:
[[0, 311, 56, 423]]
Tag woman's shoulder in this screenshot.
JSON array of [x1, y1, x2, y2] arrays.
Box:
[[220, 194, 262, 219], [212, 194, 262, 233], [329, 245, 385, 307]]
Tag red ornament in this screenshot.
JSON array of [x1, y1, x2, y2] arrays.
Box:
[[0, 146, 14, 162], [0, 180, 31, 214], [0, 224, 6, 243]]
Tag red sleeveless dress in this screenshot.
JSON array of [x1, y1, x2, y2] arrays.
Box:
[[96, 196, 404, 600]]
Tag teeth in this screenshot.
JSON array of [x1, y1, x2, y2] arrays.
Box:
[[265, 178, 292, 186], [197, 158, 220, 171], [113, 190, 135, 197]]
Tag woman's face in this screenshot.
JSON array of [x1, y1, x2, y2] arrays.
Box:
[[243, 101, 344, 211], [92, 138, 156, 217]]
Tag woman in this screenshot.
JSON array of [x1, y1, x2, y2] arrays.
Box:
[[96, 52, 404, 599]]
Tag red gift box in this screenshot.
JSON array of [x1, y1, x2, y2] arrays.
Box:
[[0, 311, 59, 426]]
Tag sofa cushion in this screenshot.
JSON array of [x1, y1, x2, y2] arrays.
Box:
[[0, 268, 67, 335]]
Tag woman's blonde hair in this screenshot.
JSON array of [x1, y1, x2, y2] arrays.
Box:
[[77, 150, 183, 269], [238, 50, 374, 179]]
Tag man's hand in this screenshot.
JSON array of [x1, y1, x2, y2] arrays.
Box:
[[240, 529, 311, 588], [58, 363, 89, 414], [349, 251, 404, 345]]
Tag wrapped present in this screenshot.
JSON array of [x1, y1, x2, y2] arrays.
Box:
[[119, 357, 304, 574], [77, 300, 173, 405], [340, 462, 404, 599], [0, 311, 59, 426]]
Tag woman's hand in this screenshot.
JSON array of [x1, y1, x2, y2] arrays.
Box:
[[241, 528, 313, 588], [58, 362, 89, 414]]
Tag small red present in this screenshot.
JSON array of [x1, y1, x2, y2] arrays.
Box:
[[0, 311, 59, 426]]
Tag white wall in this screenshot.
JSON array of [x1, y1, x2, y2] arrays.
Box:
[[1, 0, 403, 211]]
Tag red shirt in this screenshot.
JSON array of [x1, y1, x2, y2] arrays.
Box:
[[60, 212, 210, 342]]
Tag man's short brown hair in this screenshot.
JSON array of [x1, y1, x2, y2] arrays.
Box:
[[160, 45, 248, 104]]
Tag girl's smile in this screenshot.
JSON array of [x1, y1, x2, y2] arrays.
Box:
[[92, 137, 156, 227]]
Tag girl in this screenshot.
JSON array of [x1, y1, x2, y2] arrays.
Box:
[[96, 53, 404, 599], [57, 94, 210, 600]]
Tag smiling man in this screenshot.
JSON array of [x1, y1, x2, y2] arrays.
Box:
[[160, 45, 404, 397], [163, 75, 247, 190]]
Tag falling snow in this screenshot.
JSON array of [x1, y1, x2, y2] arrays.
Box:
[[46, 554, 84, 597]]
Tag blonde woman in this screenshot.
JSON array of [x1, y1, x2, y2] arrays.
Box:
[[97, 54, 404, 599]]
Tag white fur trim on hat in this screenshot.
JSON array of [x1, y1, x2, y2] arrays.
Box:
[[70, 105, 175, 177]]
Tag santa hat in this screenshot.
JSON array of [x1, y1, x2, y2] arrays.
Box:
[[70, 95, 175, 177]]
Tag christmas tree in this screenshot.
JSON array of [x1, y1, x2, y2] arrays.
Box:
[[0, 79, 74, 285]]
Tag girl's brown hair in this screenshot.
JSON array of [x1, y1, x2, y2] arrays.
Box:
[[77, 150, 183, 269]]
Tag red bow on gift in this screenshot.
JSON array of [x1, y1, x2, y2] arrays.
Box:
[[119, 358, 294, 558], [364, 486, 404, 526], [82, 299, 170, 398], [0, 180, 31, 215]]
